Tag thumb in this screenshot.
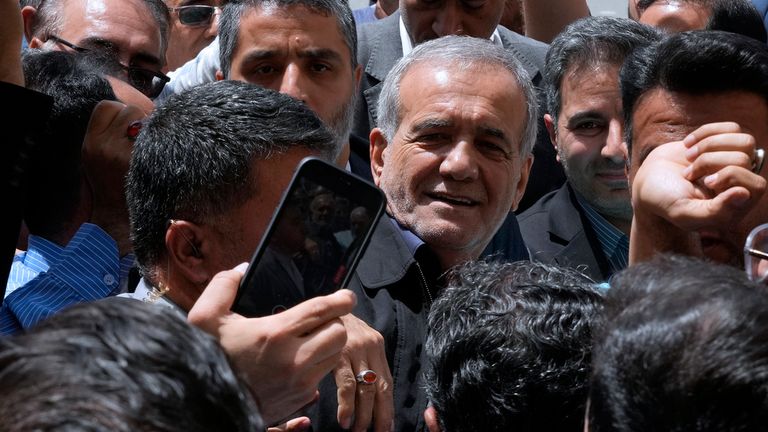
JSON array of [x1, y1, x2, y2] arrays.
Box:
[[188, 262, 248, 332]]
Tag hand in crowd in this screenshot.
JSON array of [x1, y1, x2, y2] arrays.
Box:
[[632, 122, 766, 231], [81, 100, 145, 257], [188, 264, 355, 426], [335, 314, 394, 432], [0, 0, 23, 86]]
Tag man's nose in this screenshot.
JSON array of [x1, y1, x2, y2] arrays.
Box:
[[278, 64, 306, 102], [440, 140, 479, 181], [601, 120, 626, 164], [433, 2, 465, 36]]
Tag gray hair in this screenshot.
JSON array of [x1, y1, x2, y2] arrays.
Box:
[[377, 35, 538, 155], [219, 0, 357, 79], [33, 0, 170, 58], [544, 16, 663, 126]]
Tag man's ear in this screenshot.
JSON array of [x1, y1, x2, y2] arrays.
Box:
[[370, 127, 389, 187], [21, 6, 37, 45], [511, 154, 534, 212], [165, 220, 209, 285], [424, 406, 442, 432], [215, 70, 224, 81], [544, 113, 560, 161]]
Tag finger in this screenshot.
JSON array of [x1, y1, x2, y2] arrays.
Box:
[[85, 100, 127, 137], [368, 350, 394, 432], [267, 417, 311, 432], [187, 263, 248, 329], [294, 316, 348, 368], [335, 354, 356, 430], [283, 289, 356, 336], [700, 165, 768, 196], [352, 359, 377, 432], [684, 151, 753, 180], [682, 122, 742, 148], [112, 103, 147, 131], [684, 132, 755, 163]]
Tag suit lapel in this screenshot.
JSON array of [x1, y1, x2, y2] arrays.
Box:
[[547, 186, 607, 281], [362, 13, 404, 127]]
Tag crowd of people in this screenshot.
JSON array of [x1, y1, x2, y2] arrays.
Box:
[[1, 0, 768, 430]]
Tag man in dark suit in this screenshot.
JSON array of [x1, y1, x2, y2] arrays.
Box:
[[519, 17, 661, 282], [353, 0, 563, 213]]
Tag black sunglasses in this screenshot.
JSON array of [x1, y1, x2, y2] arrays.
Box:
[[172, 5, 220, 26], [48, 35, 170, 99]]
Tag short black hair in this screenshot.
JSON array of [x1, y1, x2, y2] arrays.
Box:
[[589, 254, 768, 432], [621, 30, 768, 154], [127, 80, 336, 278], [544, 16, 662, 125], [0, 297, 263, 431], [425, 260, 604, 432]]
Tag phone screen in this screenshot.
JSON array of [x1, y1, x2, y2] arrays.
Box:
[[232, 158, 386, 317]]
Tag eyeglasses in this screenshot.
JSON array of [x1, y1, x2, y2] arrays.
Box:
[[744, 223, 768, 284], [171, 5, 220, 26], [47, 35, 170, 99]]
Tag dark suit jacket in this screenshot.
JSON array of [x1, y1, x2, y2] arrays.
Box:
[[353, 12, 565, 215], [1, 83, 52, 294], [348, 132, 373, 183], [308, 217, 443, 432], [518, 183, 611, 282]]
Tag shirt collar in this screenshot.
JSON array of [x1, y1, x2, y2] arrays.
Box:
[[127, 278, 187, 314], [389, 216, 424, 256], [20, 234, 62, 273], [399, 16, 502, 56], [574, 191, 628, 265]]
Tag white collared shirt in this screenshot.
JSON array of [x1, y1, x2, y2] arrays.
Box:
[[398, 15, 502, 56]]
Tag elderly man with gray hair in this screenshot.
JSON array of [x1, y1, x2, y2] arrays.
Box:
[[309, 34, 537, 431]]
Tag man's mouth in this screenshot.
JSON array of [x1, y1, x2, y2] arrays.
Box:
[[427, 192, 479, 206]]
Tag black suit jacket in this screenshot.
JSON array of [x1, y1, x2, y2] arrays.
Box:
[[353, 12, 565, 214], [518, 183, 612, 282]]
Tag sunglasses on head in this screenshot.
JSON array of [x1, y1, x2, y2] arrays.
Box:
[[172, 5, 220, 26], [47, 35, 170, 99]]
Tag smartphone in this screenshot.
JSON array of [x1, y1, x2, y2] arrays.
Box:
[[232, 157, 386, 317]]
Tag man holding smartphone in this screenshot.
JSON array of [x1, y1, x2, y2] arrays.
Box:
[[124, 80, 357, 428]]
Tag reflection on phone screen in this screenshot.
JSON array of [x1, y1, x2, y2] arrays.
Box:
[[235, 176, 379, 317]]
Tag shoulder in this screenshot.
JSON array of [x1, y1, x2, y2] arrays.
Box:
[[497, 26, 549, 74], [518, 185, 581, 249], [357, 12, 401, 63]]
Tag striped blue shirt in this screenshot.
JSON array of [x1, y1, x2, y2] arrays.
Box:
[[574, 193, 629, 276], [1, 223, 133, 334]]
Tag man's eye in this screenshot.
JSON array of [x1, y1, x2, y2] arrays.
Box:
[[463, 0, 486, 9], [254, 65, 277, 74], [419, 133, 449, 143], [478, 141, 510, 159], [571, 121, 605, 136], [310, 63, 331, 73]]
